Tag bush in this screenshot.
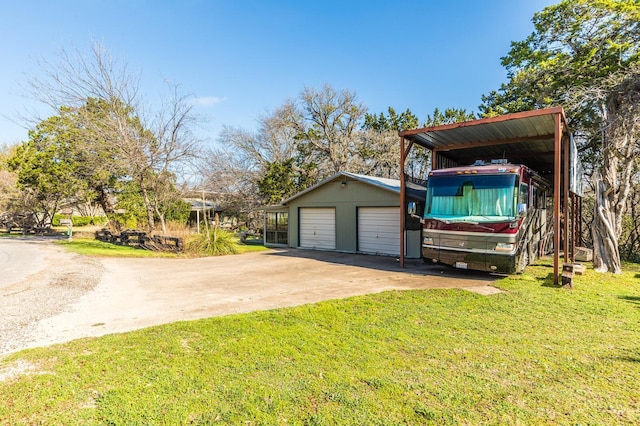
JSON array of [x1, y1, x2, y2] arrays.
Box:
[[52, 214, 107, 227], [186, 228, 238, 256], [162, 199, 191, 223]]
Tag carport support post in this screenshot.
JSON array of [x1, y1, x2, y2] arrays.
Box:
[[563, 133, 571, 262], [399, 136, 406, 268], [553, 113, 562, 285]]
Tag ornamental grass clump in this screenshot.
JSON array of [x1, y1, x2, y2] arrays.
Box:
[[186, 227, 238, 256]]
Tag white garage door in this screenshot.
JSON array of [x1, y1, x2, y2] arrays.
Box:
[[299, 208, 336, 250], [358, 207, 400, 256]]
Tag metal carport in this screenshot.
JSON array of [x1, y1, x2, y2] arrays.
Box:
[[398, 107, 581, 285]]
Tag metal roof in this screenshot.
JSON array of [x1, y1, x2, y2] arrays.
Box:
[[399, 107, 570, 178], [185, 199, 219, 211], [281, 171, 426, 205]]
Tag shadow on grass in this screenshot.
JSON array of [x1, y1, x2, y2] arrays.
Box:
[[617, 356, 640, 363], [539, 272, 562, 288], [530, 262, 554, 268], [617, 295, 640, 307]]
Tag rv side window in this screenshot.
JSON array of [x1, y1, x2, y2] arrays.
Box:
[[519, 183, 529, 207], [532, 185, 546, 209]]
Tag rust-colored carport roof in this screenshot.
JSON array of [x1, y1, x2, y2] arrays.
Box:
[[398, 107, 575, 285], [399, 106, 569, 177]]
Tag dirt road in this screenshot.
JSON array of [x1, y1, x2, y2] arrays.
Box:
[[1, 238, 499, 355]]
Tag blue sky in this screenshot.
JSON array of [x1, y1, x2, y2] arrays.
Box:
[[0, 0, 557, 146]]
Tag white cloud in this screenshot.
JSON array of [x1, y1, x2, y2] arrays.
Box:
[[192, 96, 227, 107]]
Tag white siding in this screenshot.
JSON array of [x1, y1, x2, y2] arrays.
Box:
[[299, 208, 336, 250], [358, 207, 400, 256]]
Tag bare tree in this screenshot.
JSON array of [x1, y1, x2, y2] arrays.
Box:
[[146, 83, 204, 232], [218, 101, 300, 171], [211, 85, 423, 210], [199, 147, 261, 225], [210, 103, 302, 210], [293, 84, 367, 176], [357, 129, 400, 178], [27, 42, 140, 120], [25, 42, 202, 233]]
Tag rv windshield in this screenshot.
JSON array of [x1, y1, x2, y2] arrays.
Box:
[[424, 174, 518, 223]]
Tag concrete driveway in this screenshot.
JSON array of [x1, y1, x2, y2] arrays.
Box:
[[1, 238, 499, 353]]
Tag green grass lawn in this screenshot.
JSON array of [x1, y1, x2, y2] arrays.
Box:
[[1, 261, 639, 425], [55, 236, 268, 257], [55, 237, 180, 258]]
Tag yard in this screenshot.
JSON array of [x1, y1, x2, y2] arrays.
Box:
[[1, 259, 639, 424]]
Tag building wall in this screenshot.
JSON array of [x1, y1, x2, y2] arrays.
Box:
[[287, 179, 399, 253]]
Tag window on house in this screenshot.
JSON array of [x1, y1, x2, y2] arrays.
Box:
[[266, 212, 288, 244]]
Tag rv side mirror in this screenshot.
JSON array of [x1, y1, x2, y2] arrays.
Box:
[[517, 203, 527, 217], [407, 202, 417, 216]]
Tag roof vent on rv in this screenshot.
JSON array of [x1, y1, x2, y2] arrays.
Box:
[[491, 159, 509, 165]]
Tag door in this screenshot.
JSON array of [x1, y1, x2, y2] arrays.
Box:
[[358, 207, 400, 256], [299, 207, 336, 250]]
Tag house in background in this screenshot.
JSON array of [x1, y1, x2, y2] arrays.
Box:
[[265, 172, 425, 258], [185, 199, 222, 232]]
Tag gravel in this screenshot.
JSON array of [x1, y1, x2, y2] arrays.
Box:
[[0, 251, 103, 356]]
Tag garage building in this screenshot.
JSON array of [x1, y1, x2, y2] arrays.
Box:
[[265, 172, 425, 258]]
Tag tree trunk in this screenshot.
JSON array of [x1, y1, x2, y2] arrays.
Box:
[[96, 185, 122, 232], [591, 172, 622, 274], [140, 185, 156, 234], [155, 205, 167, 234]]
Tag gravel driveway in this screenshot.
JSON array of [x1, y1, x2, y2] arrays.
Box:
[[1, 238, 499, 356]]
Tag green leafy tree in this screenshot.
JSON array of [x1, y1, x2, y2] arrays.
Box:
[[162, 198, 191, 224], [360, 107, 419, 179], [424, 108, 476, 127], [112, 180, 147, 229], [8, 111, 94, 227], [257, 158, 317, 204], [480, 0, 640, 273], [66, 95, 193, 234], [74, 97, 131, 228], [364, 106, 476, 181], [0, 145, 19, 214], [257, 159, 299, 205], [9, 99, 140, 231], [363, 107, 419, 132]]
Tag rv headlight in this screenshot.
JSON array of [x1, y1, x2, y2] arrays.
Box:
[[495, 242, 514, 252], [423, 237, 434, 246]]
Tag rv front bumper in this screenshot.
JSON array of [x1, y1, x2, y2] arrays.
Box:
[[423, 246, 518, 274]]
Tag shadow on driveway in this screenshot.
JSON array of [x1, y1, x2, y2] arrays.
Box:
[[265, 248, 497, 284]]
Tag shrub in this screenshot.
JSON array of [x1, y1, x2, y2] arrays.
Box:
[[52, 214, 108, 227], [186, 228, 238, 256], [162, 199, 191, 223]]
